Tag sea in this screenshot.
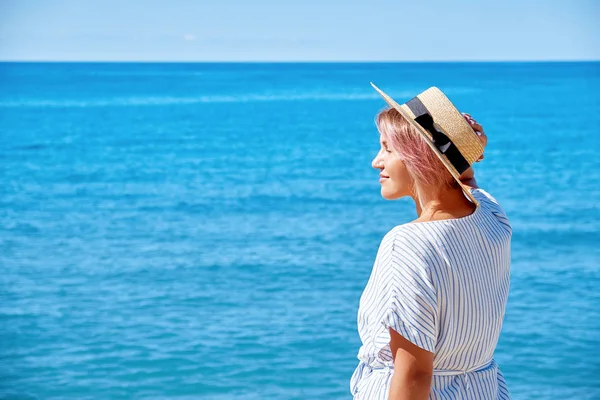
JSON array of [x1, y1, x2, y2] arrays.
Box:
[[1, 62, 599, 399]]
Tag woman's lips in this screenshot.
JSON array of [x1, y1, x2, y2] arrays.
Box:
[[379, 175, 389, 183]]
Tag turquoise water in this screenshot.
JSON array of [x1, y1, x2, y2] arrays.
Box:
[[1, 62, 599, 399]]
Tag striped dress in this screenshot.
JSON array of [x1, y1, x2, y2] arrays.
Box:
[[350, 188, 512, 399]]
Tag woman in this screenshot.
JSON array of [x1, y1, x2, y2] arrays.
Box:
[[350, 85, 512, 400]]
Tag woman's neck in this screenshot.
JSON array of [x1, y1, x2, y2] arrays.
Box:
[[410, 185, 475, 222]]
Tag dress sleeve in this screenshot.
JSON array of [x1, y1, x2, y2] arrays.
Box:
[[370, 228, 438, 362]]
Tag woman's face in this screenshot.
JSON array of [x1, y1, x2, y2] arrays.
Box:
[[371, 136, 414, 200]]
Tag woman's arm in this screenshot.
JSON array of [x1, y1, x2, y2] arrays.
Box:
[[388, 328, 434, 400], [459, 114, 486, 190]]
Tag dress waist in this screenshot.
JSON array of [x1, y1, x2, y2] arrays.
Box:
[[363, 358, 495, 376], [433, 358, 495, 376]]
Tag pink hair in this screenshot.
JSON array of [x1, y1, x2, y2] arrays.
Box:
[[376, 107, 458, 190]]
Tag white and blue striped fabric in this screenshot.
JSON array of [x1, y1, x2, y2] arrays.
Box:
[[350, 188, 512, 399]]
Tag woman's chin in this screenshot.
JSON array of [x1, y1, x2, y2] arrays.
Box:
[[380, 185, 407, 200], [380, 188, 399, 200]]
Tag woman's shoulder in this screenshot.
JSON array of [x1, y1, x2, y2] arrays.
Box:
[[471, 187, 512, 233], [378, 224, 434, 259], [381, 224, 418, 244], [471, 187, 501, 206]]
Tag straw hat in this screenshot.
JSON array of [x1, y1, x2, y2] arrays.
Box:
[[370, 83, 484, 206]]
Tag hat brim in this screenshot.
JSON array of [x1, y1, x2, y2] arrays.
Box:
[[370, 82, 479, 206]]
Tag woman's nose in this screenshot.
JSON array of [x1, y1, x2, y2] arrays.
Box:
[[372, 153, 383, 169]]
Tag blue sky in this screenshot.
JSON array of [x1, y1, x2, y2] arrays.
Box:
[[1, 0, 598, 61]]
